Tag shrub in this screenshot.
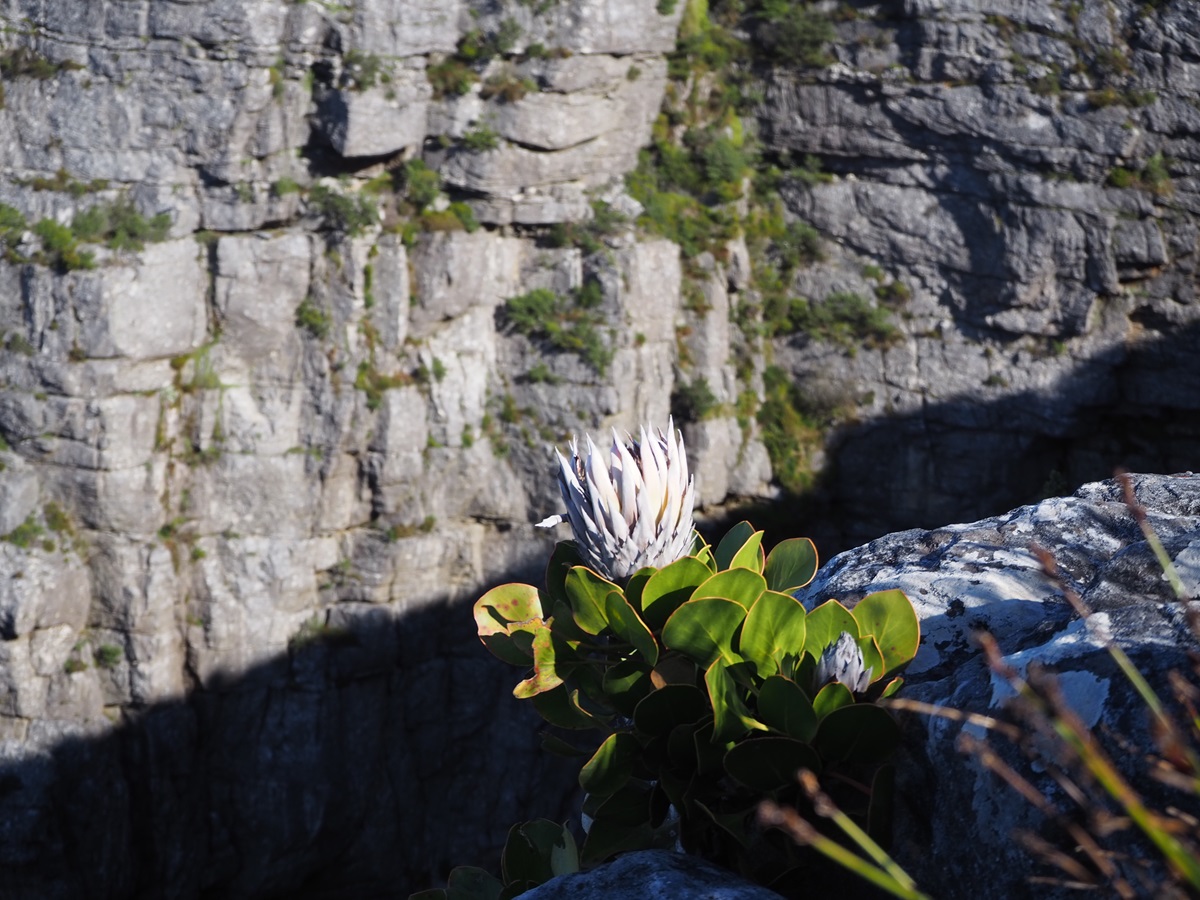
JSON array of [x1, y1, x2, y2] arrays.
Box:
[[4, 515, 45, 549], [355, 360, 411, 411], [755, 0, 836, 67], [403, 159, 441, 211], [671, 376, 720, 423], [466, 519, 920, 892], [462, 125, 500, 152], [272, 176, 302, 197], [94, 644, 123, 669], [308, 185, 378, 235], [785, 291, 901, 351], [481, 70, 537, 103], [0, 48, 81, 80], [342, 49, 391, 90], [504, 288, 613, 374], [295, 296, 331, 339], [427, 58, 477, 98], [34, 219, 94, 271], [72, 197, 171, 251], [448, 201, 479, 232]]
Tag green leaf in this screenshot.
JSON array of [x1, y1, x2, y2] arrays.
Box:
[[804, 599, 859, 659], [602, 657, 653, 716], [547, 598, 587, 643], [692, 568, 767, 610], [624, 567, 655, 614], [739, 590, 807, 677], [813, 703, 901, 764], [640, 557, 712, 630], [757, 675, 818, 742], [550, 829, 580, 878], [851, 589, 920, 676], [868, 764, 896, 845], [649, 654, 697, 688], [714, 521, 757, 570], [729, 529, 765, 572], [579, 732, 639, 797], [662, 597, 747, 668], [564, 566, 618, 635], [706, 659, 767, 743], [581, 783, 656, 865], [694, 539, 717, 572], [633, 683, 710, 738], [667, 721, 703, 773], [695, 801, 756, 849], [545, 541, 582, 605], [723, 736, 821, 791], [497, 883, 535, 900], [857, 634, 884, 686], [533, 685, 608, 730], [443, 865, 503, 900], [812, 681, 853, 720], [474, 582, 545, 665], [500, 819, 578, 887], [763, 537, 819, 593], [540, 732, 591, 757], [513, 626, 563, 699], [605, 591, 659, 666], [879, 676, 904, 699], [692, 719, 728, 774]]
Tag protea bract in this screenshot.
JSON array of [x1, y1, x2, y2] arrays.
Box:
[[815, 631, 872, 694], [537, 419, 696, 583]]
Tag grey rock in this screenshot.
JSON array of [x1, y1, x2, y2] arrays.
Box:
[[521, 849, 783, 900], [0, 453, 39, 536], [319, 73, 431, 159], [795, 473, 1200, 898]]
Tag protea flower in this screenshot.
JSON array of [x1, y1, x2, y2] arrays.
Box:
[[536, 419, 696, 583], [815, 631, 872, 693]]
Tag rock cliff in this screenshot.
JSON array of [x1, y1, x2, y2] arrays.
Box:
[[0, 0, 1197, 897]]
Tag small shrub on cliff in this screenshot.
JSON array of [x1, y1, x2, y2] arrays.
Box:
[[0, 47, 82, 80], [4, 515, 45, 549], [504, 287, 613, 374], [34, 219, 94, 272], [72, 197, 171, 251], [295, 297, 331, 340], [426, 57, 477, 98], [754, 0, 836, 67], [403, 159, 441, 211], [308, 184, 378, 235], [462, 125, 500, 152]]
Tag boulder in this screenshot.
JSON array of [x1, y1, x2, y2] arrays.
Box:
[[794, 472, 1200, 898], [520, 849, 783, 900]]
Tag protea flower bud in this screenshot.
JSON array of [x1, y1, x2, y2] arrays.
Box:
[[815, 631, 872, 694], [536, 419, 696, 583]]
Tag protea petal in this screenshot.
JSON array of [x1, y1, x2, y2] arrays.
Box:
[[816, 632, 873, 694], [538, 420, 696, 582]]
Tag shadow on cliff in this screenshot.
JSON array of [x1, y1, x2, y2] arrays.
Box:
[[0, 556, 583, 900], [737, 317, 1200, 560]]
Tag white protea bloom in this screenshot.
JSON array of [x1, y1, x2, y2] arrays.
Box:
[[815, 631, 873, 694], [536, 419, 696, 583]]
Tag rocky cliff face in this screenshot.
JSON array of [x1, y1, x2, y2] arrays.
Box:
[[0, 0, 1197, 897], [759, 0, 1200, 545]]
